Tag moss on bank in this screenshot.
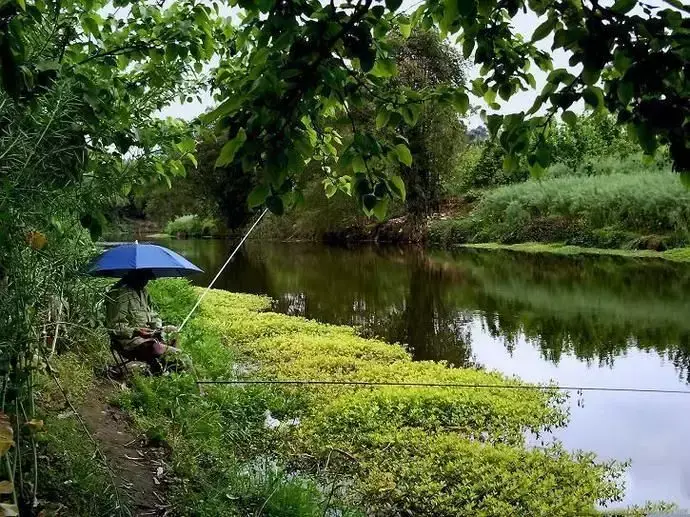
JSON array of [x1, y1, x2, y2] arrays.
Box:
[[112, 279, 630, 516], [457, 242, 690, 263]]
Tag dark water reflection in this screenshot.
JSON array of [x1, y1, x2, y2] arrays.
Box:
[[158, 239, 690, 508]]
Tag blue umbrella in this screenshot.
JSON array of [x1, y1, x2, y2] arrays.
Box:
[[89, 242, 203, 278]]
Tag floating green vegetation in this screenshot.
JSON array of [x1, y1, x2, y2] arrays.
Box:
[[117, 279, 627, 516]]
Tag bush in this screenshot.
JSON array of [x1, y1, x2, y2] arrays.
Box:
[[120, 280, 625, 516], [164, 214, 220, 238], [453, 141, 529, 192], [546, 152, 671, 179], [441, 171, 690, 246]]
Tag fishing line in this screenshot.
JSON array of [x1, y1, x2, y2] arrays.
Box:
[[194, 378, 690, 395], [178, 208, 269, 332]]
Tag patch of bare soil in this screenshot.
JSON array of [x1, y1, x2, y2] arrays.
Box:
[[78, 379, 171, 516]]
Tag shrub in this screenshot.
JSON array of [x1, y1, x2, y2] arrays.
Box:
[[165, 214, 220, 238], [444, 171, 690, 246]]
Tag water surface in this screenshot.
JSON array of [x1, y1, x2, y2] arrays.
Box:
[[161, 239, 690, 508]]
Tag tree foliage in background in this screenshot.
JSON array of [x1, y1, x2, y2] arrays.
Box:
[[202, 0, 689, 220], [456, 113, 659, 193], [390, 29, 467, 217]]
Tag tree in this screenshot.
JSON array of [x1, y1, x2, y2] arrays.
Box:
[[0, 2, 223, 511], [391, 29, 467, 217], [329, 28, 467, 218], [202, 0, 688, 218]]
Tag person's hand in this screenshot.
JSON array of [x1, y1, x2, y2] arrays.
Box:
[[163, 325, 178, 334], [137, 328, 153, 337]]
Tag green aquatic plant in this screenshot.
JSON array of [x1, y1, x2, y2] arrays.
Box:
[[115, 278, 627, 516]]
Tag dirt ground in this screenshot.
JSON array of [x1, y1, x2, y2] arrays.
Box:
[[78, 379, 171, 516]]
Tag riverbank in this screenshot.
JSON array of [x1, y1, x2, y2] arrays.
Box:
[[458, 242, 690, 263], [32, 271, 684, 515], [115, 279, 627, 516]]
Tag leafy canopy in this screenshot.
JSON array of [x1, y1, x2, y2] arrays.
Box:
[[201, 0, 689, 216], [1, 0, 687, 217]]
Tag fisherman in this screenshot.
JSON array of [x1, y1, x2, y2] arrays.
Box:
[[105, 269, 189, 373]]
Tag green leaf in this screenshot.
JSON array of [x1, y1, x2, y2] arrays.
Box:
[[535, 145, 551, 168], [401, 106, 414, 125], [503, 155, 518, 173], [215, 128, 247, 167], [613, 51, 632, 73], [486, 114, 503, 137], [394, 143, 412, 166], [376, 109, 391, 130], [582, 65, 600, 86], [663, 0, 690, 13], [248, 185, 269, 208], [362, 193, 377, 212], [372, 197, 389, 221], [400, 22, 412, 38], [531, 18, 555, 42], [529, 161, 545, 179], [483, 88, 496, 105], [371, 59, 397, 78], [169, 159, 186, 176], [177, 137, 196, 153], [201, 97, 244, 124], [324, 181, 338, 198], [388, 174, 406, 201], [611, 0, 636, 14], [561, 110, 577, 127], [294, 137, 314, 158], [266, 195, 284, 215], [632, 121, 657, 155], [386, 0, 403, 11], [81, 14, 101, 37], [352, 155, 367, 173], [451, 91, 469, 114], [617, 80, 634, 105], [357, 46, 376, 73], [15, 0, 25, 10], [582, 86, 603, 109]]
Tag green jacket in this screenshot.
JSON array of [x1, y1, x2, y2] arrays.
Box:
[[105, 285, 162, 348]]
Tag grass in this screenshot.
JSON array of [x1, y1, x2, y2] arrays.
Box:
[[165, 214, 221, 238], [430, 171, 690, 250], [31, 276, 681, 515], [459, 242, 690, 263], [113, 278, 631, 517], [35, 343, 126, 515]]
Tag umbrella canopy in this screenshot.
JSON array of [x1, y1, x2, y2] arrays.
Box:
[[89, 242, 203, 278]]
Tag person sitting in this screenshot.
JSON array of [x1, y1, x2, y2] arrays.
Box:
[[105, 270, 189, 374]]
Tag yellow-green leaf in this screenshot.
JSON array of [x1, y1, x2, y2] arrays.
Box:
[[388, 174, 406, 201], [376, 109, 391, 130], [352, 155, 367, 173], [395, 144, 412, 166]]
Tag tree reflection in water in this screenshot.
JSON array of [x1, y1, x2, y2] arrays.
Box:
[[160, 238, 690, 384]]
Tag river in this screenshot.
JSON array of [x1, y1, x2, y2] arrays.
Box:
[[160, 238, 690, 509]]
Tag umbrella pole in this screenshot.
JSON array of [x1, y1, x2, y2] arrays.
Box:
[[178, 208, 269, 332]]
